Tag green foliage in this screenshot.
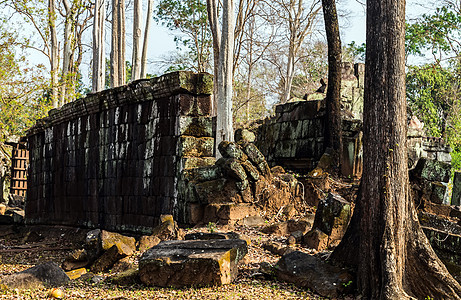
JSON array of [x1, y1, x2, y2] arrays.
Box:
[[406, 6, 461, 60], [155, 0, 212, 73], [343, 41, 366, 63], [0, 25, 51, 143], [406, 63, 457, 137], [451, 150, 461, 172]]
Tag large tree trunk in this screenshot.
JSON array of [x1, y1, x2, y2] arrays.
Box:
[[322, 0, 342, 166], [215, 0, 235, 151], [330, 0, 461, 298], [131, 0, 142, 80], [141, 0, 154, 78], [48, 0, 58, 108], [92, 0, 105, 92]]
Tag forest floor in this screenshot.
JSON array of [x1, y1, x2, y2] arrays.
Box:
[[0, 223, 358, 300]]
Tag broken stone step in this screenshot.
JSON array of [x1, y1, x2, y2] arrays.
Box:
[[138, 239, 248, 287]]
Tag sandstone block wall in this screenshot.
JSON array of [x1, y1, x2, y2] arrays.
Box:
[[26, 72, 214, 232], [255, 100, 326, 171]]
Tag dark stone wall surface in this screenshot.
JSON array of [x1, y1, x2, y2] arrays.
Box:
[[26, 72, 214, 233], [255, 99, 326, 172]]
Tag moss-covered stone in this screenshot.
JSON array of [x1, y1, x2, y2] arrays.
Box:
[[218, 141, 248, 161], [179, 136, 214, 157], [241, 160, 260, 182]]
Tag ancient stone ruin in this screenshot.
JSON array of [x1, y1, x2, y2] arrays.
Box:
[[25, 72, 215, 231]]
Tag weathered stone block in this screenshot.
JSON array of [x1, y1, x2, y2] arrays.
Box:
[[303, 228, 329, 250], [275, 251, 353, 298], [178, 116, 213, 137], [430, 182, 447, 205], [412, 158, 451, 183], [181, 157, 216, 170], [184, 165, 222, 182], [234, 129, 256, 143], [217, 203, 257, 220], [0, 262, 70, 290], [100, 230, 136, 254], [90, 243, 133, 273], [304, 193, 351, 249], [179, 136, 214, 157], [218, 141, 248, 161], [138, 239, 248, 287]]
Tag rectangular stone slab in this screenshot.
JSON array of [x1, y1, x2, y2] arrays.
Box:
[[138, 239, 247, 287]]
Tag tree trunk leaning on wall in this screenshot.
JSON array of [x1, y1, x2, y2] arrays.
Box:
[[322, 0, 342, 166], [330, 0, 461, 298]]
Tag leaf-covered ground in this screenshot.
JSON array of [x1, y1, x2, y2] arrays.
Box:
[[0, 224, 354, 299]]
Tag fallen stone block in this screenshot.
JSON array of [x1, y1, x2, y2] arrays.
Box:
[[65, 268, 87, 280], [110, 267, 140, 286], [61, 249, 90, 271], [303, 228, 329, 250], [185, 232, 240, 240], [238, 215, 266, 227], [111, 257, 134, 274], [0, 262, 70, 290], [262, 241, 293, 256], [275, 251, 354, 298], [100, 230, 136, 254], [138, 239, 248, 287], [138, 235, 161, 252], [304, 192, 351, 250], [90, 242, 133, 273]]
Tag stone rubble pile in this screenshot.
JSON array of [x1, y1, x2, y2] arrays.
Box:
[[181, 129, 303, 225]]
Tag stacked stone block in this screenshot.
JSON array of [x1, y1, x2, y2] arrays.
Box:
[[26, 72, 213, 232], [255, 100, 326, 171]]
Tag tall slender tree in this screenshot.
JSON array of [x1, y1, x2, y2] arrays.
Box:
[[330, 0, 461, 297], [131, 0, 142, 80], [48, 0, 58, 108], [111, 0, 126, 87], [207, 0, 235, 151], [141, 0, 154, 78], [321, 0, 342, 167], [92, 0, 105, 92]]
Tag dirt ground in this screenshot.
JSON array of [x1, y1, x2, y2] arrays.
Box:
[[0, 223, 357, 300]]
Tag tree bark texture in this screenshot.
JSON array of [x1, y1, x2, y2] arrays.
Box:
[[322, 0, 342, 161], [215, 0, 235, 151], [110, 0, 119, 87], [111, 0, 125, 86], [131, 0, 142, 80], [118, 0, 126, 85], [48, 0, 58, 108], [92, 0, 105, 92], [141, 0, 154, 78], [330, 0, 461, 298], [206, 0, 221, 116]]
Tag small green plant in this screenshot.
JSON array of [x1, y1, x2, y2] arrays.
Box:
[[424, 296, 434, 300], [207, 222, 216, 233], [343, 280, 353, 288]]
